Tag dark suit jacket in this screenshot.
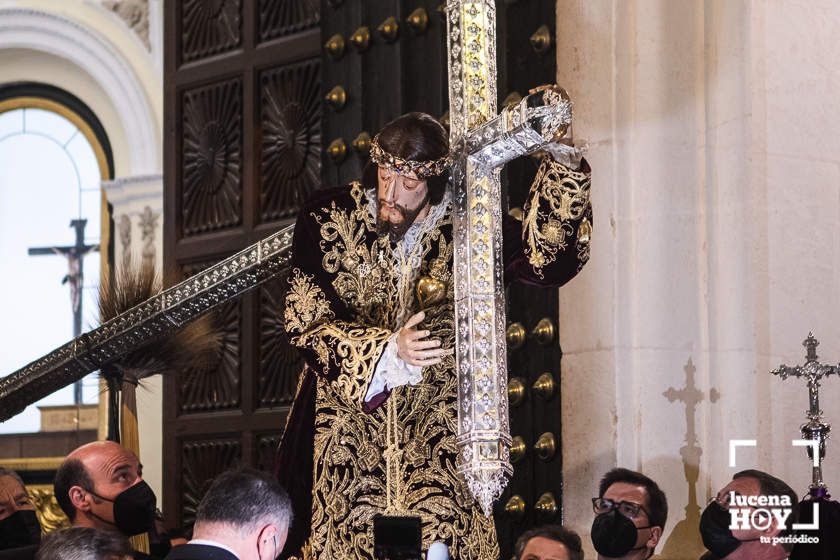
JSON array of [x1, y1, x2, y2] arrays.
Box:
[[165, 543, 238, 560], [0, 545, 37, 560]]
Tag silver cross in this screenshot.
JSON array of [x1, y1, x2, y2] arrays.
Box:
[[771, 332, 838, 496], [446, 1, 574, 514]]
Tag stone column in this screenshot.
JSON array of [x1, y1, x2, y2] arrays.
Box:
[[103, 174, 163, 272], [555, 1, 840, 557]]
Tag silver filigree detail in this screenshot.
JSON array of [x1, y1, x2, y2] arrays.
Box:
[[447, 0, 575, 515]]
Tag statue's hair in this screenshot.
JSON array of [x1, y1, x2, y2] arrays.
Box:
[[363, 112, 450, 205]]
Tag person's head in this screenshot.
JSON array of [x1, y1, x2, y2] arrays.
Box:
[[700, 469, 798, 560], [363, 112, 450, 242], [591, 468, 668, 560], [0, 467, 41, 549], [514, 525, 584, 560], [54, 440, 156, 537], [192, 468, 293, 560], [35, 527, 132, 560]]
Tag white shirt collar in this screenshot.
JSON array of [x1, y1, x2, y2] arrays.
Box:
[[188, 538, 239, 558]]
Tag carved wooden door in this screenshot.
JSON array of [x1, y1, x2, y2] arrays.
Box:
[[162, 0, 320, 528]]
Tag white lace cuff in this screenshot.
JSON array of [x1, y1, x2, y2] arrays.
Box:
[[364, 334, 423, 403], [544, 141, 586, 169]]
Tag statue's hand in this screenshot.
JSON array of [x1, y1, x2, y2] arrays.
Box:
[[544, 141, 587, 169], [396, 311, 451, 367], [528, 83, 567, 97], [528, 84, 574, 144]]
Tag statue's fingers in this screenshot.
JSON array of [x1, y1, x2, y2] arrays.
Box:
[[412, 348, 450, 360], [412, 339, 441, 350], [404, 311, 425, 330], [413, 356, 443, 367], [405, 328, 431, 342]]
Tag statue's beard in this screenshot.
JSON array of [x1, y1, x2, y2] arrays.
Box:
[[377, 194, 429, 243]]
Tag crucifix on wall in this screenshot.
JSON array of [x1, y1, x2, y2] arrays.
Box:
[[28, 218, 99, 404]]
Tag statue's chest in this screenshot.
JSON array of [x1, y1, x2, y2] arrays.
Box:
[[317, 205, 454, 328]]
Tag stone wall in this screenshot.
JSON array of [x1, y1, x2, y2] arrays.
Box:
[[555, 1, 840, 556]]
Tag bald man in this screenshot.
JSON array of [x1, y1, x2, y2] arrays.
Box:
[[54, 441, 157, 555]]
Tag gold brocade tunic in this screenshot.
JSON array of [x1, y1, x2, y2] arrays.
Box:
[[282, 157, 592, 560]]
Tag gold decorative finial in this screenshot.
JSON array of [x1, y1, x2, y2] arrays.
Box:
[[532, 373, 556, 400], [531, 317, 555, 345], [506, 322, 526, 350], [352, 131, 371, 154], [324, 33, 345, 59], [406, 7, 429, 34], [327, 138, 347, 163], [350, 26, 371, 52], [324, 85, 347, 110], [508, 377, 526, 407], [510, 436, 527, 464], [504, 495, 526, 519], [534, 432, 556, 461], [378, 16, 400, 42], [535, 492, 558, 518], [530, 24, 552, 54]]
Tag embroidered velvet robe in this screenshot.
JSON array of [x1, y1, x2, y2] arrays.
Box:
[[276, 157, 592, 560]]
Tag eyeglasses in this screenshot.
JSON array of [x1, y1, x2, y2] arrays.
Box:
[[592, 497, 650, 520]]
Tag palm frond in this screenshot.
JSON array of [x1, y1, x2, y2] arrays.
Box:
[[99, 257, 221, 381]]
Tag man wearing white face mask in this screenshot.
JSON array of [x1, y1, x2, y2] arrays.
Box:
[[166, 469, 292, 560]]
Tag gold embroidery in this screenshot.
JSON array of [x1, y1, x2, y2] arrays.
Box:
[[302, 187, 497, 560], [576, 216, 592, 271], [523, 156, 592, 277], [285, 269, 333, 335]]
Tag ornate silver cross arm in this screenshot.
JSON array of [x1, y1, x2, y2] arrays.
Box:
[[0, 226, 295, 421], [446, 0, 573, 515], [771, 332, 839, 496]]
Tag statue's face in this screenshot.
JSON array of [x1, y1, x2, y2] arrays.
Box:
[[376, 165, 430, 242]]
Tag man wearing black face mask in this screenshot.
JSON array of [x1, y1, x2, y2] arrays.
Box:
[[0, 467, 41, 558], [699, 469, 797, 560], [54, 441, 159, 559], [590, 468, 668, 560]]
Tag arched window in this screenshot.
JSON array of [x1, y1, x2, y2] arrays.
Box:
[[0, 84, 113, 434]]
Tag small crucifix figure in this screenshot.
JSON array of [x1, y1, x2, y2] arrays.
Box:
[[28, 218, 99, 404], [771, 332, 838, 498]]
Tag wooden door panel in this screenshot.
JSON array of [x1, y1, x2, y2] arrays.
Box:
[[163, 0, 320, 530]]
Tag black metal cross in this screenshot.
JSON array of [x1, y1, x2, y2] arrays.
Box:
[[28, 218, 99, 404]]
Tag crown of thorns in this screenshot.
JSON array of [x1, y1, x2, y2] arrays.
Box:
[[369, 134, 452, 179]]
